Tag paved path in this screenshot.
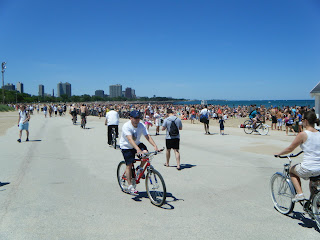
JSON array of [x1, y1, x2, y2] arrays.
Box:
[[0, 114, 319, 239]]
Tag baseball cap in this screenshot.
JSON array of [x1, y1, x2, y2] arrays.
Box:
[[130, 110, 140, 118]]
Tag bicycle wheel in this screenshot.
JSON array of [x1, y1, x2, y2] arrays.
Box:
[[145, 169, 166, 207], [270, 173, 295, 214], [257, 124, 269, 135], [117, 161, 128, 192], [243, 120, 253, 134], [312, 192, 320, 230]]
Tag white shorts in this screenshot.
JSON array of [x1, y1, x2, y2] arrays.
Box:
[[277, 119, 282, 127], [294, 164, 320, 180], [298, 121, 303, 126]]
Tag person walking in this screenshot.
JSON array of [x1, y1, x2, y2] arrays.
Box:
[[43, 104, 48, 118], [219, 116, 225, 135], [200, 105, 210, 134], [162, 109, 183, 170], [17, 105, 30, 143]]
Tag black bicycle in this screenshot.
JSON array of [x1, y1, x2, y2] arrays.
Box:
[[270, 151, 320, 230]]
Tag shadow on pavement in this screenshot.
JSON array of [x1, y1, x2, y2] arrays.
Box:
[[0, 182, 10, 191], [131, 191, 182, 210], [288, 211, 320, 233], [26, 140, 42, 142]]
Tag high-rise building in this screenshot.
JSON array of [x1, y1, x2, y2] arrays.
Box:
[[131, 89, 136, 98], [57, 82, 72, 97], [17, 82, 24, 93], [125, 87, 132, 99], [95, 90, 104, 98], [64, 82, 71, 97], [57, 82, 63, 97], [3, 83, 15, 91], [109, 84, 122, 98], [39, 84, 44, 97]]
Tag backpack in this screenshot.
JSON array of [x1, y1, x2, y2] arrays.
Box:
[[169, 117, 179, 137]]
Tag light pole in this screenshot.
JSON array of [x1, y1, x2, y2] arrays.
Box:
[[2, 62, 6, 104]]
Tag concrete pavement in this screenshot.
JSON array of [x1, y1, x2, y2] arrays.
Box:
[[0, 113, 319, 239]]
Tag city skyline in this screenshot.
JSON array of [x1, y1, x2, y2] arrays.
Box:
[[1, 0, 319, 100]]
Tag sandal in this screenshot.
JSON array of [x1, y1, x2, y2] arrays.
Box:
[[177, 167, 181, 171], [164, 163, 169, 167]]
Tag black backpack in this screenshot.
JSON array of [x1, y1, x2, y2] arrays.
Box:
[[169, 117, 179, 137]]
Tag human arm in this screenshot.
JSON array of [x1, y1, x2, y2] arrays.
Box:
[[275, 132, 307, 156], [144, 134, 159, 152], [24, 112, 30, 123], [18, 113, 21, 126]]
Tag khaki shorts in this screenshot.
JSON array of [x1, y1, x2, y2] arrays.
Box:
[[294, 164, 320, 180]]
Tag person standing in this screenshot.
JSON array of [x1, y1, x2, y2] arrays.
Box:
[[200, 105, 210, 134], [219, 116, 225, 135], [162, 109, 183, 170], [105, 107, 120, 146], [17, 105, 30, 143]]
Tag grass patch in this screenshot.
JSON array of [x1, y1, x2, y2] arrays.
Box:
[[0, 105, 15, 112]]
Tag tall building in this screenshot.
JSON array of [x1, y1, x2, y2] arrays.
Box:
[[131, 89, 136, 98], [3, 83, 15, 91], [125, 87, 132, 99], [17, 82, 24, 93], [57, 82, 63, 97], [39, 84, 44, 97], [64, 82, 71, 97], [57, 82, 72, 97], [95, 90, 104, 98], [109, 84, 122, 98]]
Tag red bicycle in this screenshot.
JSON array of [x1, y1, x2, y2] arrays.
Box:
[[117, 148, 166, 207]]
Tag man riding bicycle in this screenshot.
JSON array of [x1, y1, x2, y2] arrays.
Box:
[[119, 110, 159, 194], [80, 104, 89, 128], [105, 106, 119, 146], [249, 108, 260, 130]]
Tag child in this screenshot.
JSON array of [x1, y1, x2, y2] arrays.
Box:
[[219, 116, 225, 135]]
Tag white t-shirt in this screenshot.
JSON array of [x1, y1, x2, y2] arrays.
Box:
[[106, 110, 119, 125], [200, 108, 208, 116], [19, 110, 28, 124], [120, 121, 149, 149]]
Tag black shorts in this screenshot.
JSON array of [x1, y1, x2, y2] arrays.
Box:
[[166, 138, 180, 150], [271, 116, 277, 124], [121, 143, 148, 166]]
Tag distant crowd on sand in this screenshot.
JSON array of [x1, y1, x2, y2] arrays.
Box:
[[8, 102, 316, 133]]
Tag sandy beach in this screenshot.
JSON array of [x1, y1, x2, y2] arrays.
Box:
[[0, 111, 18, 136], [0, 112, 316, 239]]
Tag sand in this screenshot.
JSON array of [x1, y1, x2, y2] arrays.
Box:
[[0, 111, 18, 136]]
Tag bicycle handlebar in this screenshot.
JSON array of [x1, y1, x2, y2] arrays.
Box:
[[138, 148, 165, 158], [274, 151, 303, 159]]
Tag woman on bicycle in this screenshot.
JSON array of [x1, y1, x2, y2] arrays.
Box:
[[275, 111, 320, 202]]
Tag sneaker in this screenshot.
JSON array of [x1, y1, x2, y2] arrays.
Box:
[[128, 185, 138, 194], [17, 139, 21, 143], [292, 193, 305, 202], [26, 138, 29, 141]]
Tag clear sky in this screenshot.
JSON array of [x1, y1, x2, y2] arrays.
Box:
[[1, 0, 319, 100]]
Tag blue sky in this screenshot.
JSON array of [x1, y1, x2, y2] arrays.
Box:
[[1, 0, 319, 100]]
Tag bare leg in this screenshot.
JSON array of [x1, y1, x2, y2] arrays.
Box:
[[19, 130, 22, 139], [126, 164, 133, 186], [26, 130, 29, 139], [166, 149, 170, 166], [290, 167, 303, 194], [174, 149, 180, 168]]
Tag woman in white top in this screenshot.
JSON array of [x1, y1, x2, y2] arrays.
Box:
[[275, 111, 320, 202]]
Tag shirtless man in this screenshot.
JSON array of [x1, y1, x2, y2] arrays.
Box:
[[80, 104, 89, 128]]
